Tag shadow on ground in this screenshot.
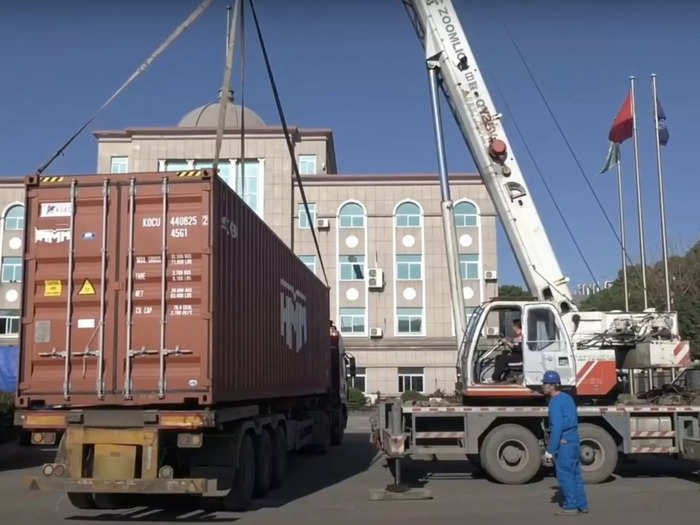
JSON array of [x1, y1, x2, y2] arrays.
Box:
[[0, 438, 54, 472], [58, 431, 377, 522], [378, 453, 700, 491]]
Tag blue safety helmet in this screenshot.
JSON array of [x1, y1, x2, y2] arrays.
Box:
[[542, 370, 561, 384]]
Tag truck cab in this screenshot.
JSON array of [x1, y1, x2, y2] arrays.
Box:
[[461, 300, 576, 399]]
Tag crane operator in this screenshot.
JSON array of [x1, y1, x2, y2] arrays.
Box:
[[492, 319, 523, 382]]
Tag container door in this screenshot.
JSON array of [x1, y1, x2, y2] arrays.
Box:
[[21, 179, 117, 401], [522, 304, 575, 386], [116, 177, 211, 402]]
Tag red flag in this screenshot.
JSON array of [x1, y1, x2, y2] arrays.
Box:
[[608, 91, 634, 143]]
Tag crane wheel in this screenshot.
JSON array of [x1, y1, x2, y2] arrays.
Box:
[[578, 423, 617, 484], [480, 424, 541, 484]]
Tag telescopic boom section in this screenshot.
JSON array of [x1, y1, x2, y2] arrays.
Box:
[[404, 0, 574, 312]]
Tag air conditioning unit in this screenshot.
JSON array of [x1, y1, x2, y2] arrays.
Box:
[[485, 326, 499, 336], [368, 268, 384, 289], [370, 327, 384, 338], [484, 270, 498, 280], [315, 218, 330, 230]]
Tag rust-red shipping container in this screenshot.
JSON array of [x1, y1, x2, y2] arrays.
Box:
[[16, 171, 330, 408]]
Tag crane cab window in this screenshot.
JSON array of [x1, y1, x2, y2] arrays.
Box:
[[525, 308, 561, 352], [472, 306, 522, 384]]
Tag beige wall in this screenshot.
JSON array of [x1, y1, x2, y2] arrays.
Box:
[[0, 181, 25, 346], [94, 123, 498, 397]]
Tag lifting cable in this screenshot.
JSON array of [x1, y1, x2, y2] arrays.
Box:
[[213, 0, 239, 173], [504, 26, 639, 272], [488, 73, 600, 288], [248, 0, 329, 286], [239, 0, 246, 200], [36, 0, 214, 174]]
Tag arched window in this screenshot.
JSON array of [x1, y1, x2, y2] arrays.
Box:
[[339, 202, 364, 228], [395, 202, 421, 227], [454, 201, 477, 227], [4, 205, 24, 231]]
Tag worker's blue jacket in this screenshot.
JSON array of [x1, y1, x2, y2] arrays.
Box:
[[546, 391, 579, 455]]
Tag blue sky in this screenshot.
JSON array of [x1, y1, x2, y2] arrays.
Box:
[[1, 0, 698, 288]]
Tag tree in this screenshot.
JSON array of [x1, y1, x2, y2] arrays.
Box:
[[498, 284, 530, 298], [581, 241, 700, 358]]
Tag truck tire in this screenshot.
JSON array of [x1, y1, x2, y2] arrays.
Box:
[[480, 424, 541, 484], [578, 423, 617, 484], [253, 430, 272, 497], [331, 408, 346, 446], [270, 427, 287, 489], [67, 493, 97, 509], [312, 412, 331, 454], [221, 433, 255, 511]]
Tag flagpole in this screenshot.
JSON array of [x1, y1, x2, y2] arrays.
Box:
[[616, 157, 629, 311], [630, 75, 648, 309], [651, 73, 671, 312]]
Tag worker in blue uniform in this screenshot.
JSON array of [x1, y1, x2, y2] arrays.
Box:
[[542, 370, 589, 516]]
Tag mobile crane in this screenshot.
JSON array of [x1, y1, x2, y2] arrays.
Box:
[[371, 0, 699, 486]]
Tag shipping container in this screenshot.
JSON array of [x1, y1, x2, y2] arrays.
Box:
[[16, 170, 331, 408]]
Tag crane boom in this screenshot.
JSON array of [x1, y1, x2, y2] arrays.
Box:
[[403, 0, 574, 312]]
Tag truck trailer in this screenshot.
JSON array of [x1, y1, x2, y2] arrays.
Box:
[[14, 170, 352, 510]]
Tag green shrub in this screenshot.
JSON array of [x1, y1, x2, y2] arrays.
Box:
[[348, 387, 367, 409], [0, 392, 14, 430], [400, 390, 427, 402]]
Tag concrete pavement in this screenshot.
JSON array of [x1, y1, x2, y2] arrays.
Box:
[[1, 414, 699, 524]]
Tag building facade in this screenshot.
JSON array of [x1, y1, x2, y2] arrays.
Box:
[[0, 178, 25, 347], [94, 100, 498, 397]]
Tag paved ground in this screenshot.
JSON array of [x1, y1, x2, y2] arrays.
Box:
[[1, 414, 700, 524]]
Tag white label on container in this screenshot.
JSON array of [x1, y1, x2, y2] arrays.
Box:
[[77, 318, 95, 329], [35, 228, 70, 243], [40, 202, 72, 217]]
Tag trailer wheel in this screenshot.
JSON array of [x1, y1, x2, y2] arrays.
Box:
[[578, 423, 617, 484], [221, 433, 255, 511], [312, 412, 331, 454], [480, 424, 541, 484], [253, 430, 272, 497], [67, 493, 97, 509], [271, 427, 287, 488], [331, 408, 346, 446]]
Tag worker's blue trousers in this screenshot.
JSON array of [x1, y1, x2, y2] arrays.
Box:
[[555, 442, 588, 511]]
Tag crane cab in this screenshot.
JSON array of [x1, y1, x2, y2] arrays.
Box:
[[460, 300, 576, 400]]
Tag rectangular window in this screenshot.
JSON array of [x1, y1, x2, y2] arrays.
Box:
[[460, 254, 479, 279], [339, 308, 365, 334], [339, 255, 365, 281], [352, 367, 366, 392], [396, 255, 421, 280], [163, 160, 190, 172], [193, 160, 213, 169], [299, 255, 316, 274], [397, 307, 423, 334], [298, 203, 317, 229], [1, 257, 22, 283], [298, 154, 317, 175], [398, 367, 424, 393], [236, 160, 260, 215], [396, 214, 420, 227], [0, 310, 19, 337], [110, 156, 128, 174], [526, 307, 562, 352]]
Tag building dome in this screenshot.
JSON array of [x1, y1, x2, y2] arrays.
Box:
[[178, 98, 266, 128]]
